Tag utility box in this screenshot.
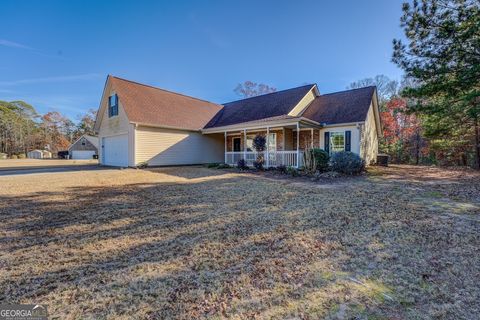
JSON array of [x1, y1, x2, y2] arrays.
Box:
[[377, 154, 389, 166]]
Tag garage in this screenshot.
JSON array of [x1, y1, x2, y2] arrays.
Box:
[[71, 150, 96, 160], [68, 135, 99, 160], [102, 134, 129, 167]]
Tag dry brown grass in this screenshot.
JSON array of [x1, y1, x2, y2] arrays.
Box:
[[0, 165, 479, 319]]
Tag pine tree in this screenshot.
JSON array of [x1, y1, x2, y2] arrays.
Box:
[[393, 0, 480, 168]]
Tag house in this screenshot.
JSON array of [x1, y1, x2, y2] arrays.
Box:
[[68, 135, 98, 159], [94, 75, 381, 168], [27, 150, 52, 159]]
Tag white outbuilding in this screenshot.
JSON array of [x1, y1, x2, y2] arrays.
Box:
[[68, 135, 98, 159]]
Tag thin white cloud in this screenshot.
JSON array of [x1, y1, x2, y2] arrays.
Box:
[[0, 39, 32, 50], [0, 38, 66, 60], [0, 73, 102, 86]]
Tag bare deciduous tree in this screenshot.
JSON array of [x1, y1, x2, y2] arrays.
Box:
[[234, 81, 276, 98]]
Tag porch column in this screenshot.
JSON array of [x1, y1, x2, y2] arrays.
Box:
[[296, 123, 300, 168], [266, 127, 270, 168], [282, 128, 285, 165], [311, 128, 314, 149], [243, 129, 247, 162], [224, 131, 227, 164]]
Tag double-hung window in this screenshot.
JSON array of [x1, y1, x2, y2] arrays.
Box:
[[108, 94, 118, 117], [330, 132, 345, 153], [246, 133, 276, 152]]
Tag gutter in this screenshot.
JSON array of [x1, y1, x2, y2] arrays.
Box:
[[130, 122, 202, 132]]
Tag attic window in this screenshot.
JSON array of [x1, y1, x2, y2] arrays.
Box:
[[108, 94, 118, 117], [81, 138, 86, 146]]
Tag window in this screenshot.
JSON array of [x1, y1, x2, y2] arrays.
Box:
[[329, 132, 345, 154], [246, 133, 276, 151], [108, 94, 118, 117], [268, 133, 276, 151]]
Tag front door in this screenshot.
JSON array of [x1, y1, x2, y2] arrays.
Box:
[[233, 138, 241, 152]]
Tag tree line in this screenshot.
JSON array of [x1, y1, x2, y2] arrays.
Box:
[[390, 0, 479, 169], [0, 100, 96, 157]]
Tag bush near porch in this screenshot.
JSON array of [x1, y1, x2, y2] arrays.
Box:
[[228, 149, 364, 178]]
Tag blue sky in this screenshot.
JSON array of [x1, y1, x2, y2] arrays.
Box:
[[0, 0, 405, 120]]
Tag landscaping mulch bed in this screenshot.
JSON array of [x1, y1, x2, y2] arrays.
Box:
[[0, 165, 479, 319]]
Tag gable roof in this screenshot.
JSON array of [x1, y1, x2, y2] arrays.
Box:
[[95, 76, 376, 132], [301, 86, 376, 125], [204, 84, 315, 128], [109, 76, 223, 131], [68, 135, 99, 151], [83, 135, 99, 148]]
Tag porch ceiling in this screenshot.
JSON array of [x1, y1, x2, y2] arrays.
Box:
[[202, 117, 322, 134]]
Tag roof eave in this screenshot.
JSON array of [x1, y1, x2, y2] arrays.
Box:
[[131, 121, 202, 132], [202, 117, 322, 134]]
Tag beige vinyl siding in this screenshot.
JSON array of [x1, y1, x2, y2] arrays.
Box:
[[97, 84, 134, 166], [360, 103, 379, 164], [135, 126, 224, 166], [320, 125, 361, 155]]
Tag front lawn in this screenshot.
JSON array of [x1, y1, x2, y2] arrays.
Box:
[[0, 165, 479, 319]]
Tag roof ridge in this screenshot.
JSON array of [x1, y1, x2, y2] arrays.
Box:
[[320, 86, 376, 96], [223, 84, 315, 105], [110, 75, 222, 107]]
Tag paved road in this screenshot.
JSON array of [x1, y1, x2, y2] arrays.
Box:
[[0, 165, 107, 177], [0, 159, 98, 170]]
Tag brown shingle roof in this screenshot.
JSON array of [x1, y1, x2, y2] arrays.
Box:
[[302, 86, 376, 124], [110, 76, 223, 131], [105, 76, 375, 131], [204, 84, 315, 128]]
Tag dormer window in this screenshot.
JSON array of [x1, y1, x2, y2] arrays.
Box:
[[108, 94, 118, 117]]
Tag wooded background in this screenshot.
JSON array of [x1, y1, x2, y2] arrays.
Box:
[[0, 100, 95, 157]]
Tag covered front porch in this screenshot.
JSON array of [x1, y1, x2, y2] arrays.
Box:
[[216, 118, 323, 168]]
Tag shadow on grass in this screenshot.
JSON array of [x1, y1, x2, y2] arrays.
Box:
[[0, 168, 479, 319]]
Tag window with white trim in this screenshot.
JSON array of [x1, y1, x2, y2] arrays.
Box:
[[246, 133, 276, 152], [108, 94, 118, 117], [330, 131, 345, 154]]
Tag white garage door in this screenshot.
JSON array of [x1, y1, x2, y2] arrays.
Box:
[[102, 134, 128, 167], [71, 150, 96, 160]]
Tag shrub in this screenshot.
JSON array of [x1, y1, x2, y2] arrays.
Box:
[[207, 163, 220, 168], [303, 149, 316, 174], [10, 154, 18, 159], [217, 163, 231, 169], [17, 153, 26, 159], [137, 161, 148, 169], [252, 135, 266, 152], [276, 164, 287, 173], [286, 166, 299, 177], [253, 159, 264, 170], [237, 159, 248, 170], [330, 151, 365, 175], [312, 148, 329, 172]]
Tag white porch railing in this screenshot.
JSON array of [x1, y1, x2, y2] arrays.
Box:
[[225, 151, 304, 168]]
